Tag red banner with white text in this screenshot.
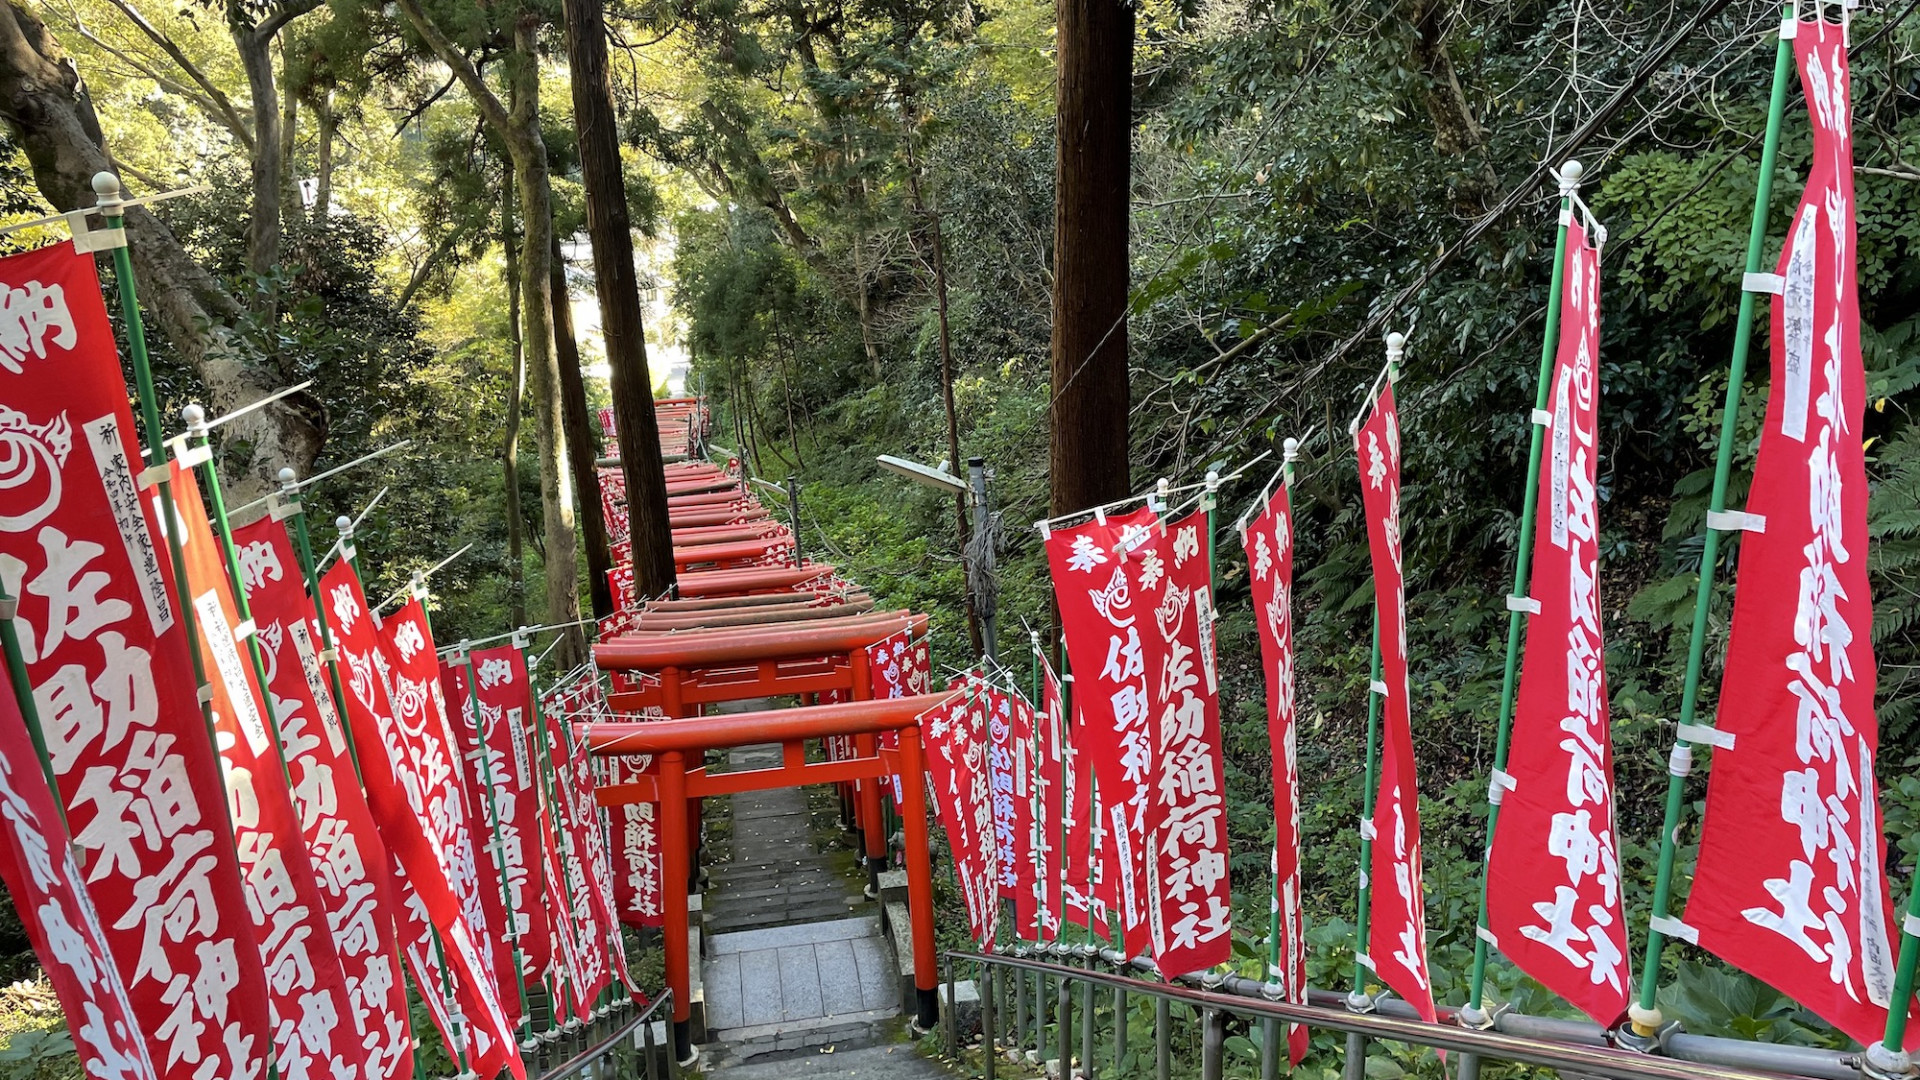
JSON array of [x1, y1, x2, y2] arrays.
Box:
[[1355, 384, 1436, 1022], [1144, 510, 1232, 976], [923, 684, 997, 948], [1243, 485, 1307, 1065], [231, 515, 414, 1077], [321, 564, 523, 1079], [0, 660, 158, 1080], [990, 684, 1039, 937], [1030, 652, 1065, 943], [464, 643, 555, 980], [169, 465, 367, 1080], [1045, 508, 1163, 954], [1686, 21, 1918, 1047], [1485, 216, 1632, 1024], [0, 244, 274, 1080]]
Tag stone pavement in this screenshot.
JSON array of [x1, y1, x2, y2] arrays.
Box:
[[701, 743, 918, 1067], [706, 1042, 951, 1080]]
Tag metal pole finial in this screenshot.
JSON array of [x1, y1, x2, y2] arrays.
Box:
[[92, 172, 123, 206], [1282, 437, 1300, 463], [1557, 159, 1584, 196], [336, 515, 353, 535], [181, 403, 208, 434]]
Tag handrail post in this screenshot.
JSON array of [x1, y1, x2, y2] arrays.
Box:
[[1155, 996, 1172, 1080], [1201, 1006, 1225, 1080], [983, 956, 998, 1080]]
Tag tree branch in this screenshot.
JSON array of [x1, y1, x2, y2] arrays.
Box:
[[96, 0, 254, 149], [96, 0, 255, 148], [392, 0, 515, 139]]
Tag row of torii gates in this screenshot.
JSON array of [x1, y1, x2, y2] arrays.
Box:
[[585, 407, 948, 1062]]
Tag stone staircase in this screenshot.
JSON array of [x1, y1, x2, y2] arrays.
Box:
[[698, 743, 928, 1069]]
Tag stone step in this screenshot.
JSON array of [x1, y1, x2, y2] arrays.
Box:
[[707, 902, 866, 933]]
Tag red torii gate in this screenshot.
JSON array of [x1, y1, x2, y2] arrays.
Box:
[[587, 692, 950, 1064]]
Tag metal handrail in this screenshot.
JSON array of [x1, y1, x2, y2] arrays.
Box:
[[953, 951, 1865, 1080], [529, 991, 680, 1080]]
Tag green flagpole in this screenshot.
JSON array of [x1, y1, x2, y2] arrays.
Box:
[[89, 174, 225, 770], [1458, 162, 1582, 1056], [272, 469, 368, 782], [1628, 12, 1795, 1045], [1260, 442, 1298, 1080], [1880, 883, 1920, 1067]]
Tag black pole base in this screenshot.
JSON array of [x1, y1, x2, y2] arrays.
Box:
[[674, 1019, 695, 1065], [915, 987, 940, 1032]]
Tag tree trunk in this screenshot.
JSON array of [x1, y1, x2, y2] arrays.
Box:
[[503, 173, 528, 628], [0, 1, 324, 500], [279, 40, 297, 213], [1049, 0, 1135, 516], [562, 0, 679, 603], [234, 25, 281, 301], [313, 91, 335, 218], [904, 147, 980, 655], [549, 234, 615, 618]]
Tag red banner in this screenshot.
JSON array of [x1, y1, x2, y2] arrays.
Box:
[[565, 714, 630, 1005], [1045, 508, 1163, 954], [321, 563, 523, 1078], [868, 629, 929, 805], [534, 698, 610, 1015], [0, 244, 274, 1080], [605, 754, 663, 928], [231, 515, 413, 1077], [923, 683, 997, 947], [1355, 383, 1436, 1022], [169, 465, 367, 1080], [1686, 21, 1917, 1047], [989, 684, 1038, 938], [1144, 509, 1232, 976], [1058, 675, 1097, 936], [1484, 216, 1631, 1024], [465, 643, 554, 983], [1242, 485, 1307, 1064], [1031, 652, 1065, 943], [0, 661, 158, 1080], [442, 659, 526, 1031]]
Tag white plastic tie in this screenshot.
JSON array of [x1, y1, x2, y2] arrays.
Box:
[[1530, 408, 1553, 427], [68, 210, 128, 253], [320, 647, 338, 663], [1369, 680, 1389, 697], [1706, 510, 1766, 534], [1358, 870, 1369, 890], [1742, 271, 1786, 295], [1358, 817, 1377, 841], [1677, 723, 1736, 750], [1036, 520, 1052, 540], [232, 619, 255, 642], [1780, 15, 1799, 37], [136, 463, 172, 489], [269, 496, 300, 522], [341, 541, 357, 561], [197, 684, 214, 704], [1505, 595, 1541, 615], [1093, 507, 1107, 526], [1558, 206, 1574, 227], [1488, 769, 1517, 805], [1354, 951, 1376, 971], [1650, 916, 1699, 945], [1476, 926, 1499, 947], [1669, 743, 1694, 777], [172, 442, 213, 469], [1905, 913, 1920, 938]]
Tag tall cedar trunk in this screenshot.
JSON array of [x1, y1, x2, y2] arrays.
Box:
[[313, 92, 334, 218], [392, 0, 585, 664], [279, 41, 296, 211], [562, 0, 679, 601], [0, 2, 324, 499], [549, 234, 615, 618], [1049, 0, 1135, 516], [503, 173, 528, 628], [235, 25, 281, 302]]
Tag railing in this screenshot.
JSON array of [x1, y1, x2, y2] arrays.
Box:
[[523, 991, 679, 1080], [945, 950, 1867, 1080]]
